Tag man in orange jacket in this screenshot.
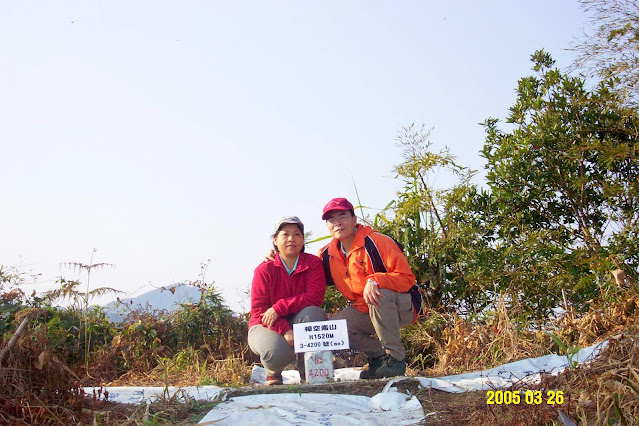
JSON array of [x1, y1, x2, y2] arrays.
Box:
[[319, 197, 416, 379]]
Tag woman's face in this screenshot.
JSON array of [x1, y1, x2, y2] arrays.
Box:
[[273, 224, 304, 257]]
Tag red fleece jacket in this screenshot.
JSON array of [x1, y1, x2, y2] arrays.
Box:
[[249, 252, 326, 335]]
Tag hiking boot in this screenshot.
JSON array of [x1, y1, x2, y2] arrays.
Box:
[[375, 355, 406, 378], [359, 355, 384, 379], [265, 374, 283, 386]]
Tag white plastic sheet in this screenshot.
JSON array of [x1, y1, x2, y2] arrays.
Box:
[[83, 341, 606, 425], [389, 340, 606, 393], [197, 392, 425, 425], [82, 385, 227, 405]]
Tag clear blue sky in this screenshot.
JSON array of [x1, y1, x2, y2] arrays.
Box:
[[1, 1, 589, 313]]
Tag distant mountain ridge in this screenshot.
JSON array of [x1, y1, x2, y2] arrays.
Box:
[[102, 285, 201, 323]]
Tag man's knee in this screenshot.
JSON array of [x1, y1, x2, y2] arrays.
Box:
[[374, 289, 412, 311], [377, 288, 398, 300]]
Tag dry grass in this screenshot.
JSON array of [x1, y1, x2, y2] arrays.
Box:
[[539, 331, 638, 425], [540, 284, 639, 423], [2, 284, 639, 424], [0, 344, 88, 424], [543, 321, 639, 424], [404, 285, 639, 424], [106, 352, 252, 389], [411, 296, 551, 377], [467, 284, 639, 425], [556, 290, 639, 349]]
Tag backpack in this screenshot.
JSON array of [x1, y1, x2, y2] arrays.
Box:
[[321, 234, 423, 321]]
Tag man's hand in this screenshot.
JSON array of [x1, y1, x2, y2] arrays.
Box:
[[283, 329, 294, 346], [264, 249, 276, 262], [261, 307, 278, 328], [363, 279, 383, 306]]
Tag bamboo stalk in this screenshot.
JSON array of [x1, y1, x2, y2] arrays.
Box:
[[0, 315, 31, 364]]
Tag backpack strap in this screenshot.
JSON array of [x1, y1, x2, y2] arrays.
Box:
[[364, 236, 388, 273], [364, 235, 423, 320], [408, 285, 424, 321], [321, 247, 335, 286]]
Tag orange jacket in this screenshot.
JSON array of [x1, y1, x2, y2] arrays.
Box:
[[319, 224, 415, 313]]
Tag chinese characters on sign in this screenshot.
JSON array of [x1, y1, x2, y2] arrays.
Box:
[[293, 319, 349, 353]]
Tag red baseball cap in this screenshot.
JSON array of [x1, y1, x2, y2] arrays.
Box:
[[322, 198, 354, 220]]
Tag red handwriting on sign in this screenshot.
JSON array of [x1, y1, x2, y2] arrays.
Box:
[[309, 369, 330, 378]]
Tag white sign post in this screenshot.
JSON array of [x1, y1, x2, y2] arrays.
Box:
[[293, 319, 349, 384]]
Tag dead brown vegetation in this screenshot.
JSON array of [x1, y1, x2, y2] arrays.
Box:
[[556, 290, 639, 349], [428, 297, 551, 376], [544, 330, 639, 425], [0, 329, 88, 424], [1, 284, 638, 424]]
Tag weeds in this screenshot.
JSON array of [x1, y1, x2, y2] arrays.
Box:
[[1, 262, 638, 424], [544, 331, 580, 368], [60, 249, 119, 373]]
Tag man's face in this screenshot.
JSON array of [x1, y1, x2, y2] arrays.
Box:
[[325, 210, 357, 241]]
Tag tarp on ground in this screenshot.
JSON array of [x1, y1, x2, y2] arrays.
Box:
[[197, 392, 425, 425], [83, 341, 606, 424]]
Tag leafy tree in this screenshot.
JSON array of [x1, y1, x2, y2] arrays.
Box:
[[375, 51, 638, 321], [482, 50, 639, 313], [439, 184, 503, 314]]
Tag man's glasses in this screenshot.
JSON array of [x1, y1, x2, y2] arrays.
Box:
[[326, 213, 352, 225]]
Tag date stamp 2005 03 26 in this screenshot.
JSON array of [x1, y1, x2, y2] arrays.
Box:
[[486, 390, 564, 405]]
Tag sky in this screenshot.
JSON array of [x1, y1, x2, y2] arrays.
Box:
[[1, 1, 591, 313]]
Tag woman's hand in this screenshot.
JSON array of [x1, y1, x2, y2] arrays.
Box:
[[283, 329, 294, 347], [363, 279, 383, 306], [261, 307, 278, 328], [263, 249, 277, 262]]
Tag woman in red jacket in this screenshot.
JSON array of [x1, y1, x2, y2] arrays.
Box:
[[248, 216, 327, 385]]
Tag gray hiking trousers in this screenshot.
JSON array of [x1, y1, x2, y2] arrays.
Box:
[[331, 288, 414, 361], [248, 305, 327, 377]]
